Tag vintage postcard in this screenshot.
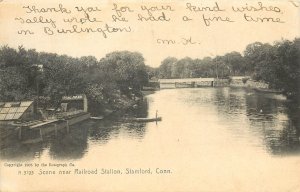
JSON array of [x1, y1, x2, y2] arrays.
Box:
[[0, 0, 299, 191]]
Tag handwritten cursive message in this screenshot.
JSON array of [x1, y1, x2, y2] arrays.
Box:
[[7, 1, 299, 44]]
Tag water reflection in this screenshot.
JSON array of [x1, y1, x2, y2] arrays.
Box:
[[244, 89, 300, 155], [212, 87, 300, 155], [89, 121, 147, 144], [0, 87, 299, 160], [0, 99, 149, 160], [0, 142, 45, 161], [180, 87, 300, 156], [0, 123, 90, 160], [48, 122, 89, 160]]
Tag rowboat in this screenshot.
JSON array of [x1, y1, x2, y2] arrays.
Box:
[[90, 116, 104, 120], [123, 117, 162, 123], [131, 117, 162, 122]]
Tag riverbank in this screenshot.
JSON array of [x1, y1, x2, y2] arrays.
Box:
[[89, 96, 138, 117], [102, 89, 158, 116], [88, 89, 155, 119]]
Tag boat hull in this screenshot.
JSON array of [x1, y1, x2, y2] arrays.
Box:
[[124, 117, 162, 122]]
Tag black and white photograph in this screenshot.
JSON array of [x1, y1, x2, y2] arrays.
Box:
[[0, 0, 299, 191]]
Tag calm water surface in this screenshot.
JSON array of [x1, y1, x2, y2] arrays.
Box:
[[2, 87, 299, 160], [1, 87, 300, 191]]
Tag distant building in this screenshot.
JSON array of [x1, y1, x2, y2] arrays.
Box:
[[0, 101, 35, 122]]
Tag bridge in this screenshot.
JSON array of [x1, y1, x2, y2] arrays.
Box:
[[158, 78, 216, 89]]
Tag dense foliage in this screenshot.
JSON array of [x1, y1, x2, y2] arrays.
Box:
[[157, 38, 300, 99], [0, 47, 148, 113], [0, 38, 299, 112]]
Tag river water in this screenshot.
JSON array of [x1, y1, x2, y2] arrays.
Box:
[[1, 87, 300, 191]]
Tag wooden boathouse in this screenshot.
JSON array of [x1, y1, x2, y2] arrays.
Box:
[[0, 95, 91, 144]]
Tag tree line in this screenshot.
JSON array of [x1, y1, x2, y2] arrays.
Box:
[[0, 38, 299, 112], [0, 47, 148, 114], [157, 38, 300, 99]]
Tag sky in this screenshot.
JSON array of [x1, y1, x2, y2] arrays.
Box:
[[0, 0, 299, 67]]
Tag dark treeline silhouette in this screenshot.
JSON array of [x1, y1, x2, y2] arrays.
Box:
[[0, 47, 148, 114], [156, 38, 300, 99], [0, 38, 299, 112]]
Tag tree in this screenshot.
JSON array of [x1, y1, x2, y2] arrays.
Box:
[[213, 56, 231, 78], [273, 39, 300, 98], [100, 51, 148, 95], [177, 57, 194, 78], [224, 52, 245, 76], [159, 57, 177, 78], [0, 45, 38, 101]]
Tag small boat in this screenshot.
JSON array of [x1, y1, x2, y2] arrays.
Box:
[[123, 110, 162, 123], [132, 117, 162, 122], [123, 117, 162, 122], [90, 116, 104, 120]]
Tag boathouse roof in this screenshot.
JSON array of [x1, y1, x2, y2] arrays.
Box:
[[0, 101, 33, 121], [62, 95, 86, 101]]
